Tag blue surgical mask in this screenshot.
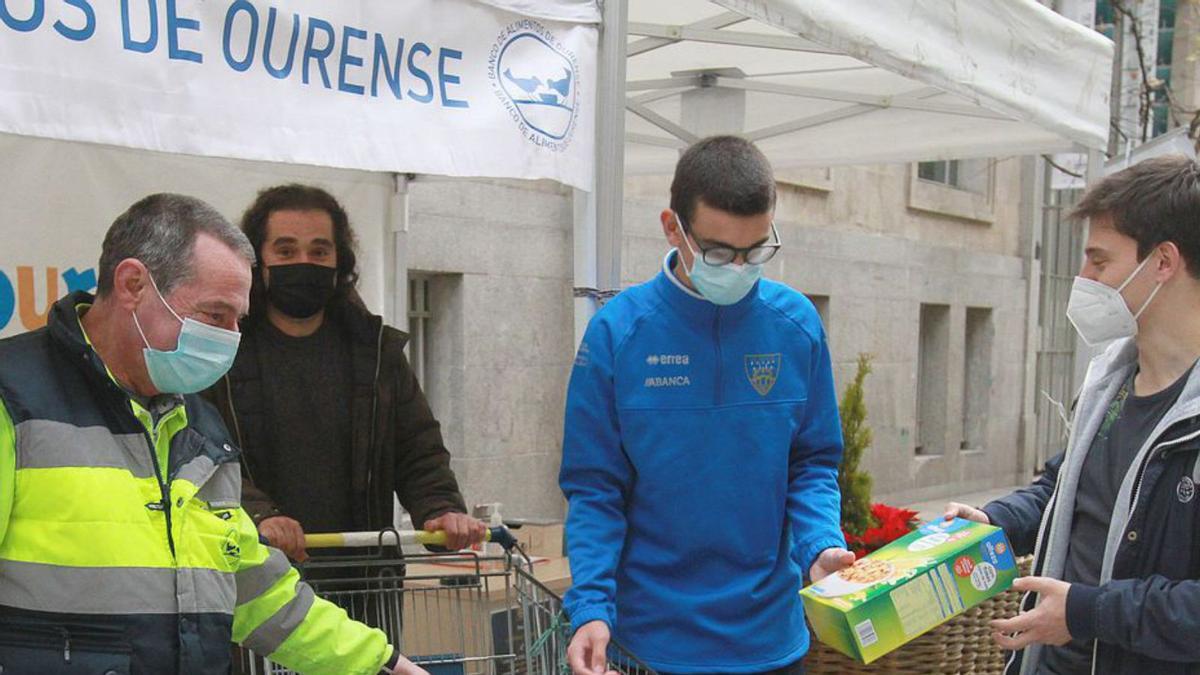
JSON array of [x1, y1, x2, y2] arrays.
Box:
[[680, 232, 763, 306], [132, 274, 241, 394]]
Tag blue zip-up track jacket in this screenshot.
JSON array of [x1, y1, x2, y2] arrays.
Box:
[[560, 254, 846, 673]]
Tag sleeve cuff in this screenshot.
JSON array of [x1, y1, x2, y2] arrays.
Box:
[[980, 503, 1006, 529], [567, 605, 613, 634], [1066, 583, 1103, 642], [797, 536, 849, 582], [378, 645, 399, 674], [416, 506, 468, 529], [250, 507, 283, 525]]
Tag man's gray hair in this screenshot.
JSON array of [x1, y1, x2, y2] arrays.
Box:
[[97, 193, 255, 297]]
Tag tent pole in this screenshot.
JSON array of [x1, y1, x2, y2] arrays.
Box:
[[388, 173, 411, 332], [574, 0, 628, 347], [1018, 155, 1045, 483], [573, 188, 598, 346]]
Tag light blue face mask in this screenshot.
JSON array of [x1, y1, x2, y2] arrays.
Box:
[[132, 274, 241, 395], [680, 230, 764, 306]]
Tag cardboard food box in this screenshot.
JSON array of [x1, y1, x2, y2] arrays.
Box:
[[800, 518, 1018, 664]]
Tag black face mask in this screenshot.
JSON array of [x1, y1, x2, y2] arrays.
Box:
[[265, 263, 338, 319]]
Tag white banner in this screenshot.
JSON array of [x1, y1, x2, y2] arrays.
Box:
[[0, 0, 597, 189]]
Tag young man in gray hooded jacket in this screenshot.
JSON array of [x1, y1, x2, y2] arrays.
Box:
[[947, 155, 1200, 675]]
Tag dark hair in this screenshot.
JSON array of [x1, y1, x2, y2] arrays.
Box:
[[98, 193, 254, 297], [240, 184, 360, 317], [670, 135, 776, 225], [1072, 155, 1200, 278]]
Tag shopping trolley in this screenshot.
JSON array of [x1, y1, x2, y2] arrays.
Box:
[[241, 527, 655, 675]]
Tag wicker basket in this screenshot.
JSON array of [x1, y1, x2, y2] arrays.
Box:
[[806, 557, 1031, 675]]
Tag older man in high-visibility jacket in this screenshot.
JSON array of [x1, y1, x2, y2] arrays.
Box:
[[0, 193, 425, 675]]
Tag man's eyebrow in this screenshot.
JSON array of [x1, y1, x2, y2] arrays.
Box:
[[270, 237, 298, 246], [695, 234, 771, 248], [197, 300, 239, 314]]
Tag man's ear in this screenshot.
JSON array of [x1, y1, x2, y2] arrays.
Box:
[[661, 209, 683, 248], [1153, 241, 1186, 283], [110, 258, 150, 312]]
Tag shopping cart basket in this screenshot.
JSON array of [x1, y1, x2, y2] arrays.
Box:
[[241, 527, 655, 675], [512, 557, 653, 675]]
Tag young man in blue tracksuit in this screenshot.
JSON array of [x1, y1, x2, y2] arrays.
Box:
[[560, 136, 855, 675]]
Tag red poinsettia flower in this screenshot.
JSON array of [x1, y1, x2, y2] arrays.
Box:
[[842, 503, 920, 559]]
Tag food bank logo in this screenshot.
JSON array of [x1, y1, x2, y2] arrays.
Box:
[[0, 266, 97, 334], [488, 20, 580, 151]]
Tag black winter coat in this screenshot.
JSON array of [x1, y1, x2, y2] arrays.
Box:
[[985, 419, 1200, 675], [205, 302, 467, 533]]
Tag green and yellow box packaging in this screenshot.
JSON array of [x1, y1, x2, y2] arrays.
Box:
[[800, 518, 1018, 664]]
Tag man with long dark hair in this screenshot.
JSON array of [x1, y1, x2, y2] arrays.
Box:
[[207, 184, 484, 563]]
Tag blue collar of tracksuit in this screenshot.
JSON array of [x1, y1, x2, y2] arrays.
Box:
[[654, 249, 763, 321]]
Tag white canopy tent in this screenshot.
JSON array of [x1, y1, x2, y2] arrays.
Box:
[[564, 0, 1112, 340], [622, 0, 1111, 172]]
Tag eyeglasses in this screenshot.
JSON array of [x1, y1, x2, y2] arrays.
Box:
[[677, 213, 782, 266]]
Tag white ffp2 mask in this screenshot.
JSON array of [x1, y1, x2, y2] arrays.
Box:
[[1066, 255, 1162, 346]]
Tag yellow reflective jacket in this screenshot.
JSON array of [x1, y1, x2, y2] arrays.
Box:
[[0, 293, 393, 674]]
